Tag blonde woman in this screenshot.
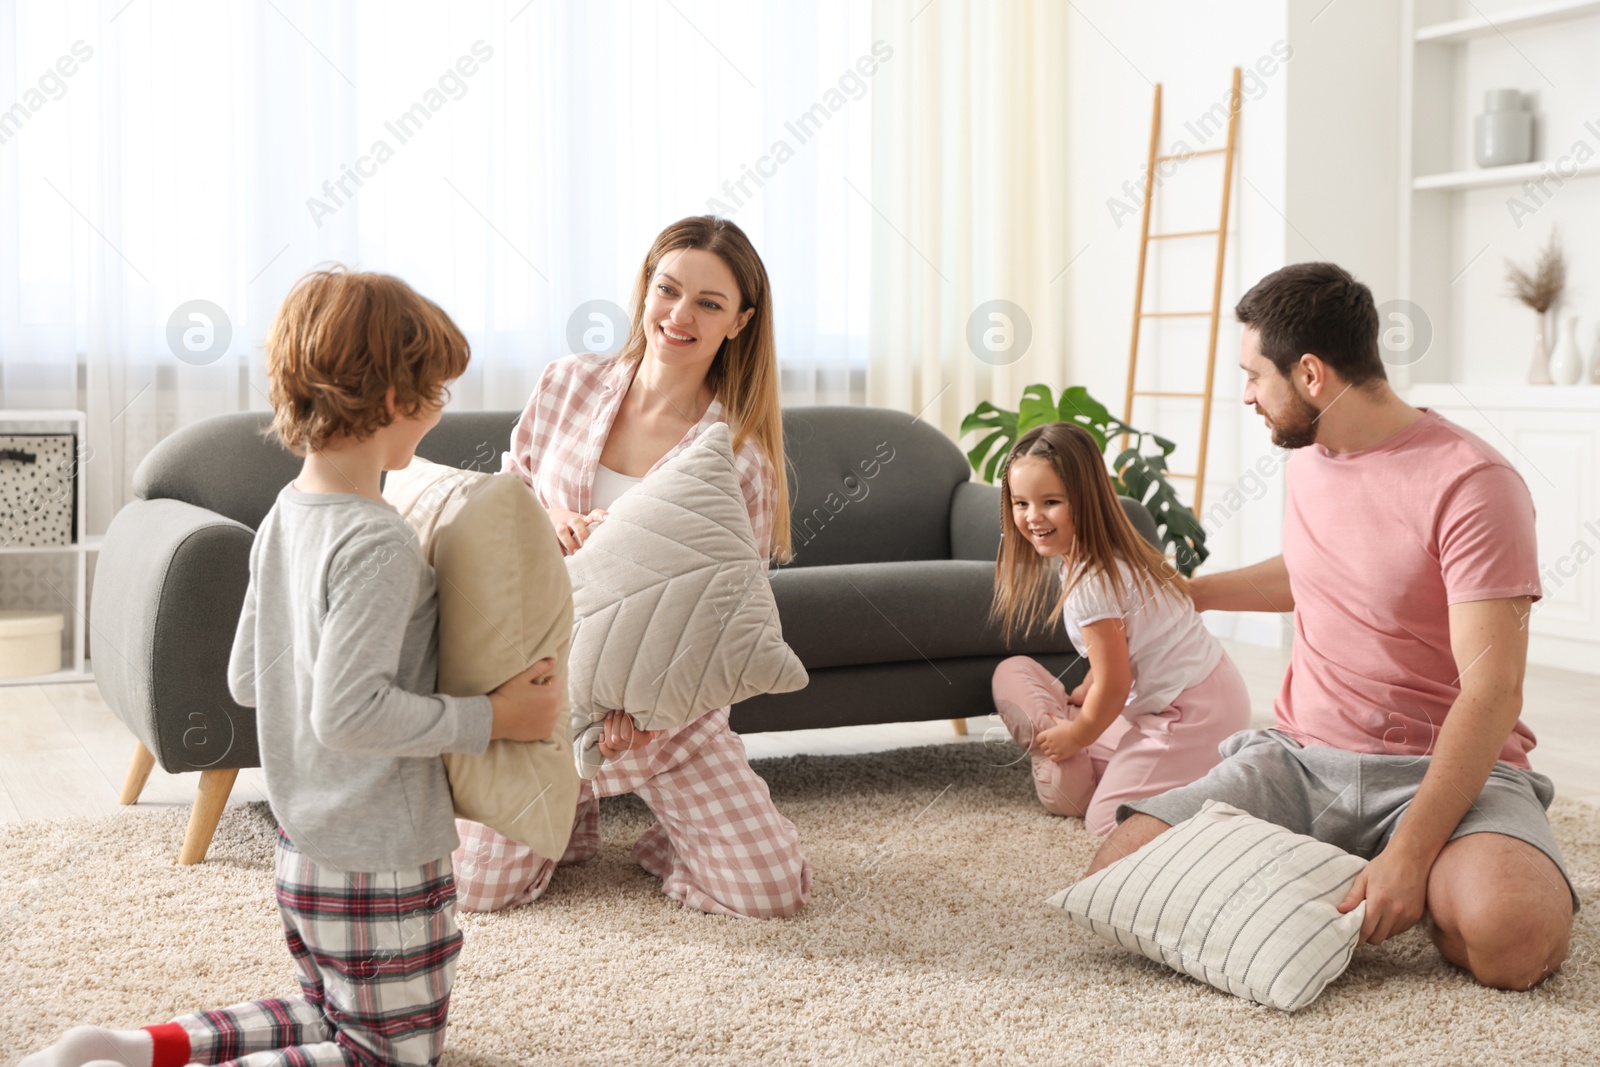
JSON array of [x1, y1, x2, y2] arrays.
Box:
[[452, 216, 810, 918]]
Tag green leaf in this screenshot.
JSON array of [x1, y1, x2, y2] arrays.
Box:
[[958, 400, 1005, 437], [982, 445, 1009, 485], [1057, 385, 1114, 427], [958, 381, 1209, 573], [965, 429, 1005, 475], [1017, 384, 1058, 436], [959, 402, 1017, 484]]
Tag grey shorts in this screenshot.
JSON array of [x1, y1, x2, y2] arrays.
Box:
[[1119, 728, 1579, 910]]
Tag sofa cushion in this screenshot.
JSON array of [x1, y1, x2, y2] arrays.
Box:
[[771, 559, 1075, 670], [780, 406, 973, 568], [412, 410, 521, 474]]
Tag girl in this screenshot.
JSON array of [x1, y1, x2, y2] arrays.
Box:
[[451, 216, 811, 918], [989, 422, 1250, 839]]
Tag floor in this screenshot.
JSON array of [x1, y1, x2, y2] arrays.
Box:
[[0, 639, 1595, 826]]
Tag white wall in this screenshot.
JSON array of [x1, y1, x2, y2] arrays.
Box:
[[1063, 0, 1400, 649], [1064, 0, 1289, 646]]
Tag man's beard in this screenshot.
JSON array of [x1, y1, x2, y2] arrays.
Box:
[[1260, 390, 1320, 449]]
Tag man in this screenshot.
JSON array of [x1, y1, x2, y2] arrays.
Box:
[[1087, 262, 1576, 990]]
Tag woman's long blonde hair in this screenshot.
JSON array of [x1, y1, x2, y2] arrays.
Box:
[[616, 215, 792, 564], [990, 422, 1189, 643]]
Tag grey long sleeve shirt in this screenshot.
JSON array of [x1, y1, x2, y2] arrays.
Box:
[[227, 485, 493, 872]]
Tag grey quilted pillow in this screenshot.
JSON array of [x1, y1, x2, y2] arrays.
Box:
[[566, 422, 807, 777]]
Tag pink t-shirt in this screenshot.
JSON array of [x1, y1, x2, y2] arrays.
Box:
[[1277, 409, 1541, 768]]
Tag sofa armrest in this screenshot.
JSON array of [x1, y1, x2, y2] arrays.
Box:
[[91, 498, 259, 773], [949, 480, 1002, 561]]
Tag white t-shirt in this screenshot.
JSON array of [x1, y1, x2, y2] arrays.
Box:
[[591, 462, 643, 512], [1060, 557, 1222, 718]]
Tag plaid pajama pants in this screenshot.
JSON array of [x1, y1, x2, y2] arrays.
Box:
[[172, 830, 462, 1067], [454, 709, 811, 917]]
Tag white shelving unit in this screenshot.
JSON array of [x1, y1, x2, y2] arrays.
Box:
[[1413, 158, 1600, 192], [1413, 0, 1600, 41], [1398, 3, 1600, 674], [1398, 0, 1600, 385], [0, 409, 97, 685]]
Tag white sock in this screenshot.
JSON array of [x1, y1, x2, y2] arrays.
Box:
[[19, 1026, 154, 1067]]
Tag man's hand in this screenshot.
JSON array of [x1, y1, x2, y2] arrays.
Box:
[[597, 709, 661, 758], [1035, 721, 1083, 763], [1337, 846, 1430, 945], [548, 508, 608, 555]]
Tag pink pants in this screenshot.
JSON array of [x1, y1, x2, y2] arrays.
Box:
[[990, 654, 1250, 838], [452, 709, 811, 918]]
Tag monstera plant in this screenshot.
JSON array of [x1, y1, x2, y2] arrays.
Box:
[[960, 384, 1208, 575]]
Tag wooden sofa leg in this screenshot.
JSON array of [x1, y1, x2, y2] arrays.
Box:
[[179, 768, 240, 866], [120, 741, 157, 805], [951, 719, 968, 736]]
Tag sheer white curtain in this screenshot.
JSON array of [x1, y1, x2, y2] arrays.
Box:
[[867, 0, 1071, 442], [0, 0, 872, 538]]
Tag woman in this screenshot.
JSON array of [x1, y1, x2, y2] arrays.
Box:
[[452, 216, 810, 918]]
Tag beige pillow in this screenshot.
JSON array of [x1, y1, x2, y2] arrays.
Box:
[[1045, 800, 1367, 1012], [566, 422, 807, 778], [384, 459, 579, 860]]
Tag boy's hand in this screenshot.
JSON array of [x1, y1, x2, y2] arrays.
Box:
[[548, 508, 608, 556], [488, 658, 562, 742], [1067, 679, 1090, 706], [1036, 721, 1083, 763], [597, 709, 661, 759]]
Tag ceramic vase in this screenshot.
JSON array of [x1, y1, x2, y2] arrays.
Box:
[[1550, 316, 1583, 385], [1588, 322, 1600, 385], [1528, 314, 1553, 384], [1475, 89, 1533, 168]]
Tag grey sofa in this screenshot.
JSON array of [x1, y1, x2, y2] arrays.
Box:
[[93, 406, 1156, 863]]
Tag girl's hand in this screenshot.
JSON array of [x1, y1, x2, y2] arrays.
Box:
[[1036, 721, 1083, 763], [548, 508, 607, 555], [1067, 678, 1091, 706], [597, 708, 662, 758]]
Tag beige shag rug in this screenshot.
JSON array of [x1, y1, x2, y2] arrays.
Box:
[[2, 743, 1597, 1066]]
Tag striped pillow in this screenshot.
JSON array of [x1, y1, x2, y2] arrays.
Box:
[[1046, 800, 1367, 1011]]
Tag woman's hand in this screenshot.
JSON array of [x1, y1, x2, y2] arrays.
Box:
[[548, 508, 608, 555], [1036, 721, 1084, 763], [597, 708, 661, 759]]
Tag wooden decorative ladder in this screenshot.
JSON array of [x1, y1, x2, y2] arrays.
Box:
[[1121, 67, 1241, 515]]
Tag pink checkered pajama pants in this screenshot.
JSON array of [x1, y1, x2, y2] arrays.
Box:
[[453, 709, 810, 918], [168, 830, 462, 1066]]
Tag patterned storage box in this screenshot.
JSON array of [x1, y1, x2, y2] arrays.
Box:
[[0, 434, 78, 547]]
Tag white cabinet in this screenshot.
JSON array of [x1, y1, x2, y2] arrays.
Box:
[[1407, 385, 1600, 672], [0, 409, 98, 684]]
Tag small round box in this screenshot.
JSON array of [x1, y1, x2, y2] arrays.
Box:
[[0, 610, 65, 678]]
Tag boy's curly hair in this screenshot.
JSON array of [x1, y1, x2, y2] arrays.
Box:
[[265, 267, 469, 454]]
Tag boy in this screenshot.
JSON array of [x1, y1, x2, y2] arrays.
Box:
[[25, 268, 562, 1067]]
